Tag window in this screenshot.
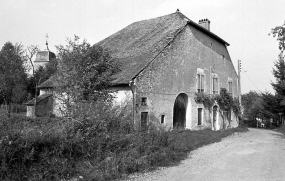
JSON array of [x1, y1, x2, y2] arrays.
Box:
[[213, 77, 218, 94], [198, 108, 203, 125], [141, 97, 147, 106], [161, 115, 165, 124], [228, 81, 233, 95], [197, 73, 204, 93], [141, 112, 148, 129]]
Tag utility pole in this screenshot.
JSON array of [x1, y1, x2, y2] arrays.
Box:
[[238, 60, 241, 104]]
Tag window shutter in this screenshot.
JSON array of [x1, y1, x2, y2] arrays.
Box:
[[197, 74, 201, 91], [201, 75, 204, 91]]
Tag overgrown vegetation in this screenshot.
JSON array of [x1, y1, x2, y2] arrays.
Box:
[[195, 89, 240, 115], [0, 114, 247, 181]]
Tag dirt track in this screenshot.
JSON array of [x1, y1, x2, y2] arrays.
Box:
[[126, 128, 285, 181]]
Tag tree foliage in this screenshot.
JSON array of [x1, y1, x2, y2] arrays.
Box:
[[0, 42, 27, 117], [55, 36, 120, 117], [269, 22, 285, 119]]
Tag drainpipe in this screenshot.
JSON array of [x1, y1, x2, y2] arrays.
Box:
[[129, 79, 136, 126]]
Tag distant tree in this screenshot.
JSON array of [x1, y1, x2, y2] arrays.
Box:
[[241, 91, 262, 120], [270, 22, 285, 53], [262, 92, 280, 120], [55, 35, 119, 118], [271, 53, 285, 96], [0, 42, 27, 117]]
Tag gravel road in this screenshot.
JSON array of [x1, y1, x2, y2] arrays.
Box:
[[125, 128, 285, 181]]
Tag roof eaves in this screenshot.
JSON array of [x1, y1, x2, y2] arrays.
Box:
[[187, 20, 230, 46], [24, 94, 53, 105]]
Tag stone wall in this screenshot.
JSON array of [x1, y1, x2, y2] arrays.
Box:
[[131, 25, 239, 130]]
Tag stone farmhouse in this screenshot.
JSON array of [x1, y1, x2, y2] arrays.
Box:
[[97, 10, 240, 130], [26, 10, 240, 131]]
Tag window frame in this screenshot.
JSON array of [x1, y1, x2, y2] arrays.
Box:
[[198, 108, 203, 125], [197, 69, 205, 93], [161, 115, 165, 124]]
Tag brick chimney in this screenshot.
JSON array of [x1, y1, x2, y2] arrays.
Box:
[[198, 19, 210, 31]]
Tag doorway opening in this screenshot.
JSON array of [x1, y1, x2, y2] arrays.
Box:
[[173, 93, 188, 129]]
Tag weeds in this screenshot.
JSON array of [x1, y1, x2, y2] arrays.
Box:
[[0, 114, 247, 181]]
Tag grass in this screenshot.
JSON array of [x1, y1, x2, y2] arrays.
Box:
[[0, 114, 248, 181]]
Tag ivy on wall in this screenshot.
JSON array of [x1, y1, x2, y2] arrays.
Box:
[[194, 88, 241, 116]]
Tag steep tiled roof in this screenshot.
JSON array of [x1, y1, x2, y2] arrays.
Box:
[[97, 12, 187, 84], [25, 94, 53, 106], [96, 11, 229, 85]]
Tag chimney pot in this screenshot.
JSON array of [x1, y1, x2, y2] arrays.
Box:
[[198, 18, 210, 31]]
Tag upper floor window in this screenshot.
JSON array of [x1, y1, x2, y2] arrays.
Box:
[[197, 68, 204, 93], [197, 74, 204, 93], [212, 75, 218, 94]]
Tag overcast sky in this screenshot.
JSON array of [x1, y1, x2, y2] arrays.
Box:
[[1, 0, 284, 94]]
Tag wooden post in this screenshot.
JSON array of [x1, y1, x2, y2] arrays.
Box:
[[238, 60, 241, 105]]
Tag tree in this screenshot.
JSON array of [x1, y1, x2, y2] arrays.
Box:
[[55, 36, 119, 118], [0, 42, 27, 117], [262, 92, 280, 120], [270, 22, 285, 122], [241, 91, 262, 120]]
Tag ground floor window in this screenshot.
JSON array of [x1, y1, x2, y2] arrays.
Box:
[[198, 108, 203, 125], [141, 112, 148, 129], [161, 115, 165, 124]]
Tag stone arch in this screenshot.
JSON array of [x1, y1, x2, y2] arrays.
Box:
[[173, 93, 188, 129]]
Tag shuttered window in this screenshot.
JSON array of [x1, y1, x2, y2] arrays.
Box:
[[197, 74, 204, 93]]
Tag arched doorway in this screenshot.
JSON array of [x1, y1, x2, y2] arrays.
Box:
[[173, 93, 188, 128], [213, 105, 218, 130]]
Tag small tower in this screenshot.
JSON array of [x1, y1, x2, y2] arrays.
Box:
[[34, 34, 56, 69]]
